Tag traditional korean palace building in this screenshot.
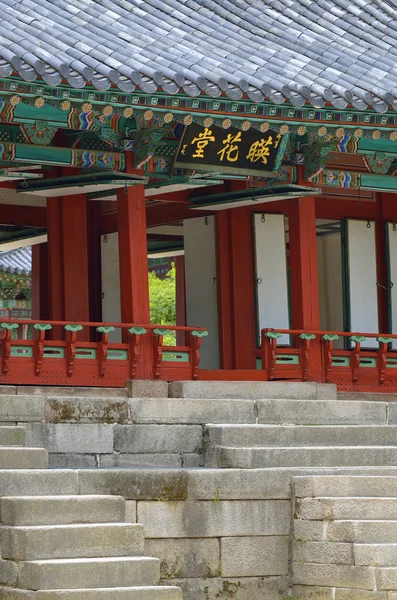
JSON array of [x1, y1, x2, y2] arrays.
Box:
[[0, 0, 397, 392]]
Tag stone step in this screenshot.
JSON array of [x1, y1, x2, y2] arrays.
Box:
[[256, 399, 387, 425], [206, 424, 397, 447], [0, 586, 182, 600], [18, 557, 160, 590], [294, 475, 397, 498], [1, 523, 144, 560], [169, 381, 336, 400], [211, 445, 397, 469], [0, 427, 26, 446], [297, 497, 397, 520], [0, 448, 48, 469], [0, 495, 126, 526], [0, 470, 78, 496]]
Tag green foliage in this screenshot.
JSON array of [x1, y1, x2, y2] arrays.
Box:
[[149, 264, 176, 345]]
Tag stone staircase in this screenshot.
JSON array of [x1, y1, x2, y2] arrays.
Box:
[[204, 397, 397, 469], [0, 424, 182, 600], [292, 474, 397, 598]]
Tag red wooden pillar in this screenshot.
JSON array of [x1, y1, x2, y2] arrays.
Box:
[[47, 198, 64, 339], [32, 243, 49, 320], [47, 194, 90, 339], [288, 196, 321, 379], [288, 197, 320, 330], [62, 194, 90, 328], [175, 255, 186, 346], [117, 184, 152, 378], [229, 206, 256, 369]]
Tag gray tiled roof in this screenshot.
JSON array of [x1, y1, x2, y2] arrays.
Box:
[[1, 0, 397, 111], [0, 247, 32, 275]]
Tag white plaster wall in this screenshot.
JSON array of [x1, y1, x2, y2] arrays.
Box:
[[317, 233, 344, 349], [183, 217, 220, 369], [346, 219, 378, 348], [101, 232, 121, 342], [253, 213, 289, 345], [387, 223, 397, 349]]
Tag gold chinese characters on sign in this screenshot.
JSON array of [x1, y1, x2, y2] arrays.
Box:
[[175, 122, 284, 175]]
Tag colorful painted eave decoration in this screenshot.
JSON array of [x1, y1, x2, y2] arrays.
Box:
[[2, 78, 397, 139]]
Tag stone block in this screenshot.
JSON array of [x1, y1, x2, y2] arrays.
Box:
[[0, 386, 16, 395], [170, 575, 289, 600], [386, 403, 397, 424], [44, 398, 128, 424], [17, 387, 127, 398], [124, 501, 137, 523], [0, 448, 48, 469], [127, 380, 168, 398], [0, 559, 18, 585], [293, 541, 353, 565], [293, 563, 375, 590], [169, 381, 336, 400], [376, 567, 397, 590], [0, 495, 125, 526], [99, 454, 181, 468], [130, 398, 255, 424], [298, 498, 397, 521], [335, 591, 386, 600], [181, 454, 202, 467], [24, 423, 114, 454], [18, 557, 160, 590], [0, 396, 44, 422], [355, 544, 397, 567], [327, 521, 397, 544], [291, 586, 333, 600], [221, 536, 289, 577], [114, 425, 202, 454], [207, 424, 397, 448], [0, 587, 183, 600], [78, 469, 188, 500], [294, 476, 397, 499], [216, 446, 397, 469], [0, 426, 25, 446], [1, 523, 144, 560], [257, 399, 386, 425], [0, 470, 78, 496], [137, 500, 290, 538], [145, 538, 220, 578], [187, 468, 291, 500], [294, 520, 325, 542], [49, 454, 97, 468]]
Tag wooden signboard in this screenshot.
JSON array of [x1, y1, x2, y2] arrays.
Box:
[[174, 122, 286, 176]]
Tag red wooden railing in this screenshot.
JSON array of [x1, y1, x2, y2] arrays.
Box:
[[261, 328, 397, 392], [0, 319, 208, 387]]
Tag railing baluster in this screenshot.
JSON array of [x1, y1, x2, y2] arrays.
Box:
[[64, 325, 83, 376], [377, 336, 392, 385], [127, 327, 147, 379], [350, 336, 366, 383], [322, 334, 339, 383], [96, 327, 116, 377], [0, 323, 18, 374], [299, 333, 316, 382], [33, 324, 52, 375], [190, 330, 209, 380], [152, 329, 170, 379], [262, 331, 283, 380]]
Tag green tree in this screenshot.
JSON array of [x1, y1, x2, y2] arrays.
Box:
[[149, 264, 176, 345]]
